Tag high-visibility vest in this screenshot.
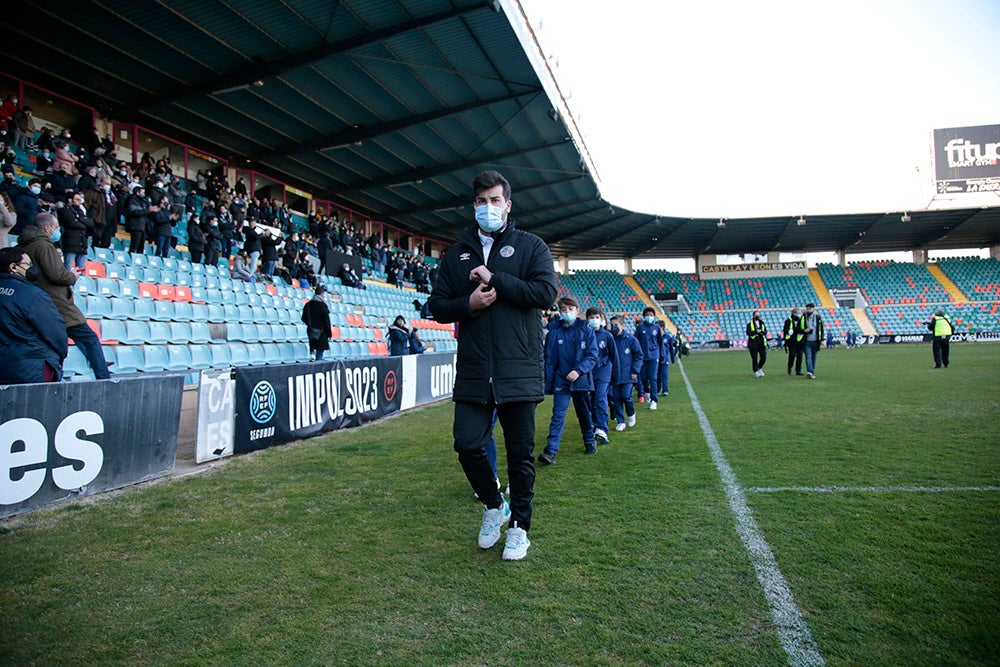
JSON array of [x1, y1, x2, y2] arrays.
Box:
[[933, 315, 953, 337]]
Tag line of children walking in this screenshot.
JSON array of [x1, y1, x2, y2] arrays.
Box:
[[539, 297, 674, 464]]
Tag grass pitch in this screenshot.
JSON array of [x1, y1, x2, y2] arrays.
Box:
[[1, 343, 998, 665]]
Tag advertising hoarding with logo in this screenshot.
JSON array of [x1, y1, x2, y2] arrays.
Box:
[[234, 357, 403, 454], [932, 124, 1000, 194]]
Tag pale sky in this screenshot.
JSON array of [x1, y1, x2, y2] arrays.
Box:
[[519, 0, 1000, 220]]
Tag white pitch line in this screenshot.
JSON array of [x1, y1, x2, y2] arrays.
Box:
[[678, 360, 825, 667], [747, 486, 1000, 494]]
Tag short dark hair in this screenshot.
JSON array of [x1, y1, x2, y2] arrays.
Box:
[[0, 246, 24, 273], [585, 306, 603, 318], [642, 307, 655, 316], [472, 170, 511, 201], [556, 295, 579, 309], [805, 303, 815, 308], [610, 314, 625, 324]]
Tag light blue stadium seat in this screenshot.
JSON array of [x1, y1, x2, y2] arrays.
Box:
[[222, 303, 240, 323], [130, 253, 147, 268], [169, 322, 191, 344], [159, 270, 178, 285], [245, 291, 260, 307], [189, 321, 211, 344], [267, 323, 286, 343], [63, 346, 92, 378], [132, 298, 155, 321], [188, 344, 212, 370], [96, 277, 120, 298], [190, 286, 207, 304], [176, 260, 192, 274], [172, 301, 193, 322], [122, 320, 151, 345], [161, 257, 177, 271], [264, 344, 282, 365], [148, 321, 171, 344], [142, 345, 169, 372], [238, 305, 254, 323], [277, 342, 297, 363], [189, 303, 209, 322], [112, 250, 130, 265], [291, 342, 310, 362], [104, 263, 126, 280], [242, 323, 261, 343], [283, 323, 300, 342], [145, 255, 163, 269], [75, 275, 97, 296], [174, 272, 192, 287], [190, 273, 207, 288], [92, 248, 113, 263], [165, 345, 192, 371], [83, 295, 112, 319], [113, 345, 144, 373], [152, 301, 175, 322], [190, 262, 205, 275], [250, 305, 268, 323], [245, 343, 266, 366], [232, 289, 248, 305], [205, 264, 219, 277], [207, 303, 225, 323], [99, 318, 127, 344], [229, 343, 250, 366], [143, 268, 162, 283], [118, 279, 139, 299], [209, 343, 232, 368]]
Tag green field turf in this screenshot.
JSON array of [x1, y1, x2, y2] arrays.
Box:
[[2, 343, 998, 665]]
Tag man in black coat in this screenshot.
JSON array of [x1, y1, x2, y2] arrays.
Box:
[[124, 185, 151, 254], [428, 170, 557, 561]]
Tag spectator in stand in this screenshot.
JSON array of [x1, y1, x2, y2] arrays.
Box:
[[152, 195, 179, 258], [0, 95, 18, 127], [77, 164, 99, 195], [186, 213, 206, 264], [387, 315, 413, 356], [293, 250, 316, 287], [34, 147, 53, 175], [57, 190, 94, 270], [10, 105, 35, 151], [316, 229, 332, 276], [0, 191, 15, 248], [234, 176, 247, 197], [19, 213, 109, 379], [217, 204, 235, 258], [408, 326, 427, 355], [12, 177, 42, 234], [608, 314, 643, 431], [232, 249, 255, 283], [301, 284, 332, 361], [260, 227, 282, 278], [0, 164, 19, 201], [242, 219, 261, 275], [52, 139, 76, 177], [124, 184, 151, 254], [0, 246, 68, 384], [203, 216, 222, 267], [338, 261, 364, 289], [85, 176, 116, 249], [36, 127, 55, 154]]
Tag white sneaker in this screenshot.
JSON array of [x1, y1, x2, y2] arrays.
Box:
[[627, 414, 636, 428], [478, 497, 510, 549], [502, 524, 530, 561], [615, 422, 627, 432], [649, 401, 657, 411], [759, 370, 765, 377]]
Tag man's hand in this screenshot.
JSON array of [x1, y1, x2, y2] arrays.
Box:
[[469, 285, 496, 311], [630, 373, 637, 380], [469, 265, 492, 286], [565, 370, 580, 382]]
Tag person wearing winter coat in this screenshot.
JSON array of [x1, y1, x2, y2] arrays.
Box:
[[301, 284, 332, 360], [608, 314, 644, 431], [56, 191, 94, 270], [0, 246, 68, 383]]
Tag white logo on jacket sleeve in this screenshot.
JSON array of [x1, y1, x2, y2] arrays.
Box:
[[459, 252, 471, 261]]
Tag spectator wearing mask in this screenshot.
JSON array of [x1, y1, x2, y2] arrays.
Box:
[[10, 105, 36, 151], [0, 191, 15, 249], [301, 284, 332, 360], [57, 190, 95, 270], [0, 164, 19, 201], [408, 326, 426, 355], [19, 213, 109, 379], [35, 147, 54, 175], [85, 176, 117, 249], [338, 262, 364, 289], [12, 178, 43, 234], [186, 213, 206, 264], [0, 246, 68, 384], [242, 219, 262, 275], [232, 249, 255, 283], [124, 185, 151, 254], [152, 195, 179, 258], [387, 315, 413, 356], [52, 140, 77, 176], [202, 216, 222, 267], [608, 314, 643, 432]]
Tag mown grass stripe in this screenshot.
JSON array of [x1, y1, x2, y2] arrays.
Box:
[[747, 485, 1000, 494], [678, 359, 825, 667]]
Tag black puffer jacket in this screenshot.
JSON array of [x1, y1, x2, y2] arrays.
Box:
[[57, 203, 94, 254], [429, 220, 557, 404]]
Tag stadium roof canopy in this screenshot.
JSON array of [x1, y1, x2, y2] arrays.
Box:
[[4, 0, 999, 259]]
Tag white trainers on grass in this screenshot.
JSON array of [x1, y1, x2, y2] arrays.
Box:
[[502, 524, 530, 561], [627, 414, 636, 428], [478, 497, 510, 549]]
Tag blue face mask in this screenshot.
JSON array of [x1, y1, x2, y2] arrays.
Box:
[[644, 315, 655, 324], [49, 227, 62, 243], [475, 203, 505, 233], [559, 310, 576, 323], [588, 317, 602, 330]]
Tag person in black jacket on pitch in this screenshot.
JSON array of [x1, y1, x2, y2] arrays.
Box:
[[428, 170, 557, 562]]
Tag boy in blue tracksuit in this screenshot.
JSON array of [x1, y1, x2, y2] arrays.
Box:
[[585, 307, 618, 445], [633, 306, 663, 410], [609, 314, 644, 431], [657, 320, 675, 396], [540, 295, 598, 464]]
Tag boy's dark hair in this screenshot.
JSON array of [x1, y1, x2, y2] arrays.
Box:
[[0, 246, 24, 273], [642, 307, 655, 316], [556, 295, 579, 309], [472, 170, 511, 201], [585, 306, 603, 318], [610, 314, 625, 324]]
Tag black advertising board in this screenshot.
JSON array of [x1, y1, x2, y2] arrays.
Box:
[[234, 357, 403, 454], [414, 352, 456, 406], [933, 124, 1000, 194], [0, 375, 184, 518]]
